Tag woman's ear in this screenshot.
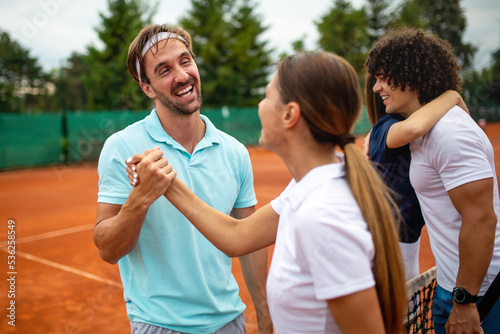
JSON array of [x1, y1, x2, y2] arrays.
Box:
[[282, 102, 301, 129]]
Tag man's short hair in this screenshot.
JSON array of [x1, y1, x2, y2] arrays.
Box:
[[127, 24, 195, 84]]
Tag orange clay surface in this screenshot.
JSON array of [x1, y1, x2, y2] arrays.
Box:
[[1, 123, 500, 333]]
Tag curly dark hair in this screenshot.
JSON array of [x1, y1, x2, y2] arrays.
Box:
[[365, 28, 462, 104]]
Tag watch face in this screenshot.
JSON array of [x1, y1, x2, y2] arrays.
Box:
[[454, 288, 466, 302]]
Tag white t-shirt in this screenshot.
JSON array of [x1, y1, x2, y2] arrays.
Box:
[[410, 106, 500, 294], [267, 162, 376, 334]]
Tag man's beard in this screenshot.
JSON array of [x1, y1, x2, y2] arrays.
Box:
[[151, 80, 202, 116]]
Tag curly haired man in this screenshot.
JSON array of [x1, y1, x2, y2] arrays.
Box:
[[366, 28, 500, 334]]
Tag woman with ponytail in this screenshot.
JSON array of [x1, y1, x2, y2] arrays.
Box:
[[127, 51, 407, 333]]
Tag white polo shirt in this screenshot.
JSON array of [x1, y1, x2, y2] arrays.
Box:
[[267, 161, 375, 333]]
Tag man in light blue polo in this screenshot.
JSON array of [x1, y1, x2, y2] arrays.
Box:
[[93, 24, 272, 334]]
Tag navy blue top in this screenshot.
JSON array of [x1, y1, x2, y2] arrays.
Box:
[[369, 114, 425, 243]]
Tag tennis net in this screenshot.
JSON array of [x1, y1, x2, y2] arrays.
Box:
[[405, 266, 437, 333]]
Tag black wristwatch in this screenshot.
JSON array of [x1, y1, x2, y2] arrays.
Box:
[[452, 287, 478, 304]]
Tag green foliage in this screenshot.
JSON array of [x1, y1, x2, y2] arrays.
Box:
[[59, 53, 88, 111], [180, 0, 273, 107], [462, 67, 495, 110], [0, 0, 495, 113], [316, 0, 477, 75], [314, 0, 495, 114], [81, 0, 157, 111], [413, 0, 477, 70], [316, 0, 369, 73], [487, 47, 500, 105], [43, 0, 158, 112], [291, 38, 307, 53], [0, 30, 49, 113], [387, 0, 427, 30], [365, 0, 391, 45], [276, 36, 307, 62]]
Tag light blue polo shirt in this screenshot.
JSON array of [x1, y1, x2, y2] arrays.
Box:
[[97, 110, 257, 333]]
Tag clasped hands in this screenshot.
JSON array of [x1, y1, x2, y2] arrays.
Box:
[[125, 147, 176, 197]]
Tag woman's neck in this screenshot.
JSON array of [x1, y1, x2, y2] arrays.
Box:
[[278, 136, 340, 182]]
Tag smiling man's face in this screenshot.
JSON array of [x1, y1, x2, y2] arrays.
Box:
[[141, 39, 202, 116], [372, 73, 422, 118]]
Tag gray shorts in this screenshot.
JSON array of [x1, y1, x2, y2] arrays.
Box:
[[130, 312, 246, 334]]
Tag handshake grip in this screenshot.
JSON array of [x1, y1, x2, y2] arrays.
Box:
[[125, 148, 176, 190]]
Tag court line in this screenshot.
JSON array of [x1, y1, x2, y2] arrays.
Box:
[[0, 223, 95, 247], [1, 248, 122, 288]]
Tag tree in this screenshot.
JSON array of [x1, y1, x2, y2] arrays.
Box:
[[291, 37, 307, 53], [227, 0, 274, 106], [387, 0, 427, 30], [276, 36, 307, 62], [461, 68, 495, 114], [179, 0, 273, 107], [0, 30, 49, 113], [58, 53, 90, 111], [316, 0, 369, 72], [414, 0, 477, 70], [365, 0, 390, 46], [489, 46, 500, 105], [82, 0, 157, 110]]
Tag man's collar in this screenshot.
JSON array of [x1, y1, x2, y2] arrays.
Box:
[[144, 109, 221, 152]]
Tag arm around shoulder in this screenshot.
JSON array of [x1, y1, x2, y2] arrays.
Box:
[[386, 90, 465, 149]]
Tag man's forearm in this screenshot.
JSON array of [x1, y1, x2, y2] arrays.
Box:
[[446, 178, 498, 333], [93, 190, 151, 264], [230, 205, 273, 332], [239, 249, 273, 332], [444, 212, 496, 334], [456, 214, 496, 294], [448, 178, 498, 294], [95, 149, 176, 264]]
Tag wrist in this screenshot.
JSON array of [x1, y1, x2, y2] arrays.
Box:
[[255, 304, 273, 329], [452, 287, 479, 304], [125, 188, 154, 212], [256, 318, 273, 333]]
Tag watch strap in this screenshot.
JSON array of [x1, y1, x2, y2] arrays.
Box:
[[453, 287, 479, 304]]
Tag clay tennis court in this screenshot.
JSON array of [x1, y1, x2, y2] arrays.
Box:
[[1, 123, 500, 333]]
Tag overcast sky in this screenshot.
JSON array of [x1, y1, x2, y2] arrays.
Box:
[[0, 0, 498, 72]]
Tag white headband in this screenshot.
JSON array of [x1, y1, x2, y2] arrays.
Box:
[[135, 32, 188, 82]]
